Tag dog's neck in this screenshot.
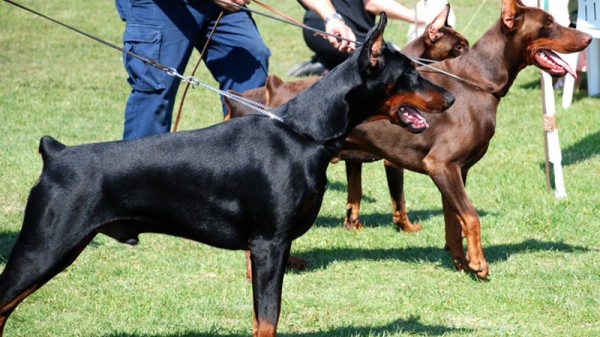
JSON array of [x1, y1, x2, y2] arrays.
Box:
[[273, 60, 368, 152], [438, 20, 527, 98], [401, 36, 427, 58]]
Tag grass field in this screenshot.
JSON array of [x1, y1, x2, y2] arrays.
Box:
[[1, 0, 599, 336]]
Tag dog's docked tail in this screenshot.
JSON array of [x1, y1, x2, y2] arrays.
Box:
[[39, 136, 66, 162]]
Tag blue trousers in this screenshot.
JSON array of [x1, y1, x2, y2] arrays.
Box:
[[116, 0, 270, 140]]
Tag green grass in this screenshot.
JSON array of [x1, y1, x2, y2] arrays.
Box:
[[1, 0, 599, 336]]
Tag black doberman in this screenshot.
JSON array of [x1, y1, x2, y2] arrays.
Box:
[[0, 13, 453, 337], [223, 4, 469, 275]]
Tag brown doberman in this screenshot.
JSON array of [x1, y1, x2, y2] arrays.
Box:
[[342, 0, 591, 278], [229, 0, 592, 279], [338, 4, 468, 230]]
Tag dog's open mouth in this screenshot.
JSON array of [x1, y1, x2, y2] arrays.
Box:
[[535, 50, 576, 78], [398, 106, 429, 133]]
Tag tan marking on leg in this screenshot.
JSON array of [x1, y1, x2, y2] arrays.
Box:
[[256, 319, 276, 337], [1, 283, 39, 336]]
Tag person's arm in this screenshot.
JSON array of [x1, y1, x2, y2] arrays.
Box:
[[300, 0, 357, 53], [363, 0, 426, 24], [213, 0, 250, 12]]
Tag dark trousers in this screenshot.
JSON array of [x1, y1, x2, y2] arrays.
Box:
[[116, 0, 270, 139]]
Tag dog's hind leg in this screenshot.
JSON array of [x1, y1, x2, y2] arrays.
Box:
[[0, 190, 96, 336], [249, 239, 291, 337], [344, 161, 364, 230], [384, 161, 422, 232], [441, 196, 468, 270], [0, 234, 94, 336]]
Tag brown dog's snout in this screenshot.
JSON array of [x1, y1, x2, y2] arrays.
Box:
[[580, 33, 592, 47], [564, 31, 592, 53], [443, 91, 455, 109], [426, 87, 455, 114]]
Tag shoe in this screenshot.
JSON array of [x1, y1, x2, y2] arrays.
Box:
[[287, 59, 327, 77]]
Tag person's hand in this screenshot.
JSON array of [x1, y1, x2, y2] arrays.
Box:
[[213, 0, 250, 12], [325, 19, 356, 53]]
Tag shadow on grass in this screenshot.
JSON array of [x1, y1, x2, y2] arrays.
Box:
[[327, 180, 377, 203], [3, 230, 583, 275], [314, 211, 440, 228], [536, 130, 600, 189], [519, 73, 589, 100], [102, 315, 471, 337], [291, 239, 591, 274], [538, 130, 600, 168], [519, 79, 541, 90], [314, 209, 493, 228]]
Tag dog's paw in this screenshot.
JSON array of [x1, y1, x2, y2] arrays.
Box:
[[447, 247, 468, 272], [393, 218, 422, 233], [343, 217, 363, 230], [468, 260, 489, 279], [344, 205, 364, 230], [452, 256, 465, 271], [465, 251, 489, 278]]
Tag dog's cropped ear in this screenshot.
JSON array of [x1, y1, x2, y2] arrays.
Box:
[[223, 90, 242, 120], [266, 75, 284, 91], [428, 4, 450, 42], [501, 0, 525, 32], [360, 12, 387, 75]]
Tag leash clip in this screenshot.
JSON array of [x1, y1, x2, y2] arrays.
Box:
[[167, 67, 200, 88]]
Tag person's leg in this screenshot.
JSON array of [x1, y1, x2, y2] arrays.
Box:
[[192, 1, 270, 114], [119, 0, 199, 139]]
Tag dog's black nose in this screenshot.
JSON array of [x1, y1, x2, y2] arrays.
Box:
[[581, 33, 592, 46], [444, 92, 456, 108]]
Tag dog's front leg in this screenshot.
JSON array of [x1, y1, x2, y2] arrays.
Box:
[[424, 158, 489, 278], [249, 239, 291, 337]]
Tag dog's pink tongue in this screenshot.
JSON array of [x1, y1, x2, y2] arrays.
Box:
[[400, 107, 429, 129], [540, 50, 577, 78]]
